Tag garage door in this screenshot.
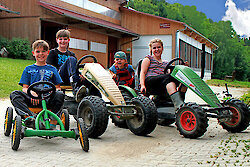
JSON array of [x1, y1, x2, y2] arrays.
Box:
[[132, 35, 172, 66]]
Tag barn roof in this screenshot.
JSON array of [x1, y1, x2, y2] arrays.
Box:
[[39, 1, 139, 38]]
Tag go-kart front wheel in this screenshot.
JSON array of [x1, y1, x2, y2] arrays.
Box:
[[4, 107, 13, 136], [220, 99, 250, 133], [11, 115, 22, 150], [176, 103, 208, 139], [77, 118, 89, 152], [77, 96, 109, 138], [126, 96, 158, 136], [61, 109, 70, 131]]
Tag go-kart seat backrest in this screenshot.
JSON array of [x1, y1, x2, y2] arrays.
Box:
[[134, 59, 143, 93]]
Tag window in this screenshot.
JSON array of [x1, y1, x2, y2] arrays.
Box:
[[179, 40, 212, 71], [61, 0, 121, 20]]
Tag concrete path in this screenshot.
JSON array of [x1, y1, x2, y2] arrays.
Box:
[[0, 86, 249, 167]]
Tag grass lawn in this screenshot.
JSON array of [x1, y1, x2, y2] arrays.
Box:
[[206, 79, 250, 88], [0, 57, 35, 99]]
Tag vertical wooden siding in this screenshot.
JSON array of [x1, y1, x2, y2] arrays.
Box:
[[69, 26, 108, 67]]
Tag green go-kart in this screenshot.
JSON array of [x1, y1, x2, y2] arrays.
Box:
[[119, 57, 250, 139], [4, 81, 89, 151]]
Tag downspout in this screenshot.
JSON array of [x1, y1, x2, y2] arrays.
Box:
[[175, 25, 187, 59], [119, 36, 140, 48], [119, 36, 140, 64]]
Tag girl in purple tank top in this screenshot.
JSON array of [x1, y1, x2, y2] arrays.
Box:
[[140, 38, 188, 110]]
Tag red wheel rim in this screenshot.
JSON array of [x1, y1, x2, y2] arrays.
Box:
[[180, 110, 196, 131], [225, 106, 240, 126], [115, 110, 121, 118]]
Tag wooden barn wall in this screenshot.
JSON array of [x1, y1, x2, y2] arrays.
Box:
[[0, 18, 40, 43], [42, 0, 121, 25], [0, 0, 42, 42], [118, 37, 133, 63], [68, 26, 108, 67], [121, 9, 185, 58]]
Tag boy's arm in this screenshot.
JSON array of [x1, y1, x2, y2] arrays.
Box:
[[109, 70, 116, 79], [22, 84, 29, 94], [140, 58, 150, 93], [55, 84, 61, 91], [23, 84, 40, 106]]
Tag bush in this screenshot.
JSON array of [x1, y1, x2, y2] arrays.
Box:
[[0, 36, 32, 59], [240, 91, 250, 106], [7, 38, 32, 59], [0, 36, 9, 49]]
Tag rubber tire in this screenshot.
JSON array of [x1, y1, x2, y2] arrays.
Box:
[[176, 103, 208, 139], [126, 96, 158, 136], [4, 107, 13, 136], [220, 99, 250, 133], [157, 118, 175, 126], [77, 96, 109, 138], [111, 88, 133, 128], [11, 115, 22, 150], [61, 109, 70, 131], [77, 118, 89, 152]]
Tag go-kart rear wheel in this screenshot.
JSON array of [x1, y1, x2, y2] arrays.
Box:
[[77, 96, 109, 138], [77, 118, 89, 152], [126, 96, 158, 136], [11, 115, 22, 150], [176, 103, 208, 139], [4, 107, 13, 136], [220, 99, 250, 133], [61, 109, 70, 131]]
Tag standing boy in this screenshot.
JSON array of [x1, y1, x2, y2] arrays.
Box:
[[109, 51, 135, 88], [10, 40, 64, 127]]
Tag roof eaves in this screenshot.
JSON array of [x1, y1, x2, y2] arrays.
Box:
[[0, 4, 20, 14], [185, 24, 218, 49]]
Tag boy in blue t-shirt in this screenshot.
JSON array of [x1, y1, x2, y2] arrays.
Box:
[[10, 40, 64, 127], [109, 51, 135, 88]]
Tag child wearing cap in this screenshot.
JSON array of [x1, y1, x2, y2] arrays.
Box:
[[109, 51, 135, 88]]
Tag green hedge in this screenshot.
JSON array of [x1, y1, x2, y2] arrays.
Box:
[[0, 36, 32, 59]]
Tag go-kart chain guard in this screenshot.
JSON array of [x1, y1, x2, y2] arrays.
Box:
[[107, 104, 137, 119]]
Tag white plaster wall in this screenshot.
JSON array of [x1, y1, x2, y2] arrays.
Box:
[[132, 35, 172, 66]]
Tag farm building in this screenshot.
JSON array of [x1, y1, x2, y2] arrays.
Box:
[[0, 0, 218, 79]]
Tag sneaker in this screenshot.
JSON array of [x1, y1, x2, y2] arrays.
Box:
[[75, 85, 87, 102], [24, 116, 35, 129], [49, 120, 57, 130], [49, 124, 57, 130]]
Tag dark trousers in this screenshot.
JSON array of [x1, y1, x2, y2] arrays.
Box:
[[10, 90, 65, 117], [59, 56, 80, 85], [59, 56, 101, 97], [145, 74, 180, 95]]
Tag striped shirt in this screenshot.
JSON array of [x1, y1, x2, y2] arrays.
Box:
[[145, 55, 168, 77]]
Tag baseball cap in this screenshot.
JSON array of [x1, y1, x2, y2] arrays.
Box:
[[114, 51, 127, 60]]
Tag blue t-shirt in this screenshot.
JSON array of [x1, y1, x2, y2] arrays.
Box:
[[19, 64, 63, 86], [109, 64, 134, 76]]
